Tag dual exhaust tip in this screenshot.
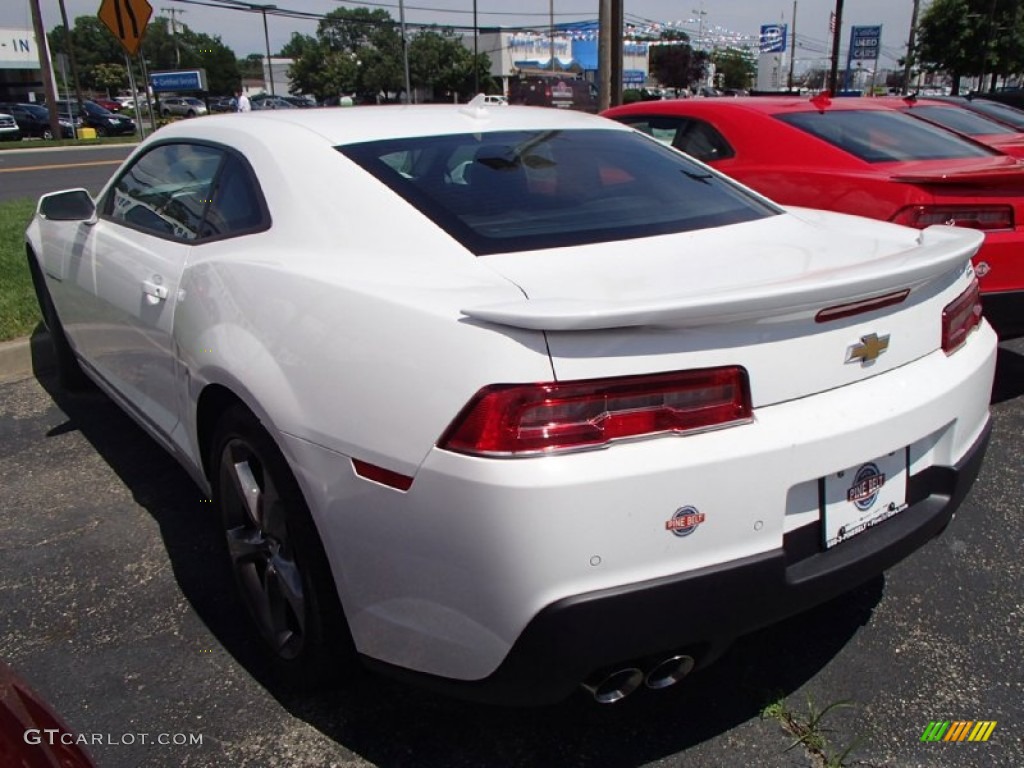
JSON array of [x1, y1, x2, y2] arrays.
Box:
[[581, 653, 695, 704]]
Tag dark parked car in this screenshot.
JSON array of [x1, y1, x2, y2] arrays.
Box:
[[0, 111, 20, 141], [208, 96, 236, 113], [54, 99, 135, 136], [250, 94, 296, 110], [281, 94, 317, 108], [0, 102, 78, 139]]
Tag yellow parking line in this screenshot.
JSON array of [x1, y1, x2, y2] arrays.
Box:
[[0, 159, 122, 173]]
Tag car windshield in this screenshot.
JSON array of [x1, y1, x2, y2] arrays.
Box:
[[907, 105, 1016, 135], [777, 109, 997, 163], [340, 129, 778, 255], [85, 101, 113, 116], [185, 98, 204, 105]]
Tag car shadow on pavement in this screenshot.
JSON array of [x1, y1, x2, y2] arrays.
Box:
[[278, 578, 885, 768], [992, 342, 1024, 404], [33, 365, 888, 768]]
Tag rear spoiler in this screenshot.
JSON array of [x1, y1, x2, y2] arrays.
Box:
[[891, 164, 1024, 185], [461, 226, 981, 331]]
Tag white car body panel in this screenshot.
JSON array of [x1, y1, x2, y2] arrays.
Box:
[[24, 105, 997, 699]]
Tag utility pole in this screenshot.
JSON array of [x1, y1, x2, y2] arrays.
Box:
[[902, 0, 920, 94], [828, 0, 844, 95], [598, 0, 611, 110], [162, 7, 184, 68], [398, 0, 412, 102], [787, 1, 798, 91], [549, 0, 555, 71], [610, 0, 622, 104], [473, 0, 479, 93], [29, 0, 62, 141], [57, 0, 85, 110]]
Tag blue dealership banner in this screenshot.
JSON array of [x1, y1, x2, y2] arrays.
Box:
[[759, 24, 787, 54], [150, 69, 208, 93]]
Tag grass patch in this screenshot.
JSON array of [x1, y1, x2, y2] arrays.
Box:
[[0, 198, 41, 341], [760, 693, 865, 768]]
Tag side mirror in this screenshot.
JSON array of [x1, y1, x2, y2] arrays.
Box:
[[38, 189, 96, 222]]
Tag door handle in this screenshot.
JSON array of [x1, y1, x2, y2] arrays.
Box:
[[142, 279, 168, 301]]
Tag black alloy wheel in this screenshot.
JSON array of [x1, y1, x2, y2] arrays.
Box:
[[211, 405, 353, 687]]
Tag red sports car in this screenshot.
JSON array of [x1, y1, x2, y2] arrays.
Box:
[[893, 96, 1024, 156], [604, 95, 1024, 336]]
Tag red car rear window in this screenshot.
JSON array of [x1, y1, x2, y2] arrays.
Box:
[[778, 109, 997, 163]]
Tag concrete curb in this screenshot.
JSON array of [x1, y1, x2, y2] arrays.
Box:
[[0, 333, 53, 381]]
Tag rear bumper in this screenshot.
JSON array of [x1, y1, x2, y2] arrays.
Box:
[[363, 420, 991, 705]]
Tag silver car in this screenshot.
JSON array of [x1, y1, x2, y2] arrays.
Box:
[[160, 97, 208, 118]]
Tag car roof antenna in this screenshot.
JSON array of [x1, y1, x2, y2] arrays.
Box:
[[460, 93, 489, 119]]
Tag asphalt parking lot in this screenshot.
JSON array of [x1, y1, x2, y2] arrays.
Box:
[[1, 333, 1022, 768]]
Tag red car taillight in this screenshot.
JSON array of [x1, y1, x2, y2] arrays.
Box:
[[438, 368, 752, 457], [891, 204, 1014, 231], [942, 278, 983, 354]]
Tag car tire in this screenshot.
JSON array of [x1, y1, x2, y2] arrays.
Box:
[[211, 404, 355, 689], [95, 126, 107, 137], [25, 252, 91, 391], [162, 109, 171, 117], [186, 110, 196, 118], [42, 128, 53, 140]]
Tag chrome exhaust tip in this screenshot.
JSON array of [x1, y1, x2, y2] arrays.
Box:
[[644, 654, 695, 690], [581, 667, 644, 704]]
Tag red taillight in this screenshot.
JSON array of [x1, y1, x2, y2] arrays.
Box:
[[438, 368, 752, 457], [891, 204, 1014, 231], [942, 278, 983, 354]]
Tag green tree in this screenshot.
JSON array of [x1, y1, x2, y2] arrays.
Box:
[[238, 52, 265, 81], [712, 48, 755, 90], [284, 8, 406, 101], [48, 16, 124, 92], [141, 17, 240, 95], [92, 62, 128, 95], [409, 28, 491, 101], [650, 37, 707, 91], [917, 0, 1024, 93]]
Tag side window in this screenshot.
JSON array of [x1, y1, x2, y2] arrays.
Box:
[[199, 154, 268, 239], [673, 119, 734, 162], [105, 143, 222, 241], [617, 116, 734, 163], [618, 116, 684, 147]]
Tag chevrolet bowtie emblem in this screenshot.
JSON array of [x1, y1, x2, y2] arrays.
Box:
[[846, 333, 890, 365]]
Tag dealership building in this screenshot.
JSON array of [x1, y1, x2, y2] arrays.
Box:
[[0, 27, 46, 102]]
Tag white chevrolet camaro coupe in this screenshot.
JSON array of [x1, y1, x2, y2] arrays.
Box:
[[26, 97, 996, 705]]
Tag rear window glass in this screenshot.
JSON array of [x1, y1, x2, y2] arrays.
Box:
[[340, 129, 776, 255], [907, 105, 1016, 135], [777, 109, 996, 163], [962, 99, 1024, 130]]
